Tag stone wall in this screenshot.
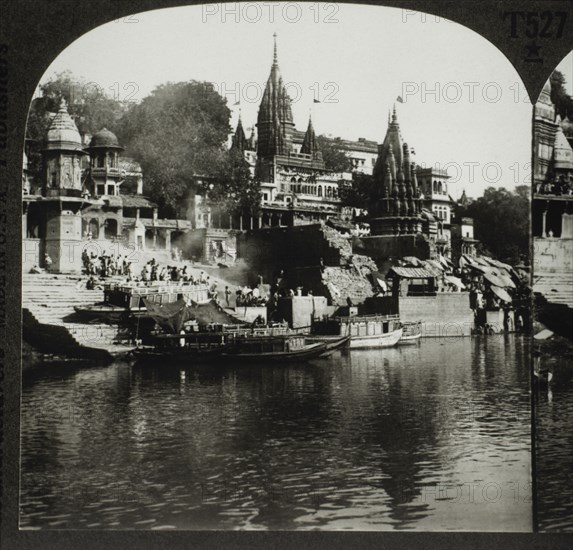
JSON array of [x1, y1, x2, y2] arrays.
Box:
[[276, 296, 334, 331], [399, 293, 474, 337], [533, 237, 573, 306]]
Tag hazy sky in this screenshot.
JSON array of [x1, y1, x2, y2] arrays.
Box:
[[555, 51, 573, 95], [39, 3, 535, 199]]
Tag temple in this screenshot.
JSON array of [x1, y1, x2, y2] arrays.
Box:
[[532, 79, 573, 307]]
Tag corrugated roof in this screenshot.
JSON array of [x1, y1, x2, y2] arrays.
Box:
[[390, 266, 436, 279]]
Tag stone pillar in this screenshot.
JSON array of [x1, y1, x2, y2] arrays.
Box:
[[229, 214, 233, 229], [22, 203, 27, 239], [165, 230, 171, 250], [542, 206, 548, 238], [258, 214, 263, 229], [250, 216, 254, 230], [152, 228, 157, 248], [562, 212, 573, 239], [239, 215, 243, 231]]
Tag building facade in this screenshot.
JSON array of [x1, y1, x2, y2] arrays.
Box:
[[23, 100, 191, 273], [532, 78, 573, 307]]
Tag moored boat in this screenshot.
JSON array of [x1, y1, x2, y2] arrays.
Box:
[[75, 280, 211, 323], [398, 320, 422, 344], [312, 314, 403, 349], [305, 335, 350, 355], [220, 334, 327, 363]]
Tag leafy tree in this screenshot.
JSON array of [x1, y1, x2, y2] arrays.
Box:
[[550, 70, 573, 120], [458, 186, 529, 264], [27, 70, 127, 141], [117, 81, 234, 217], [317, 135, 351, 173], [201, 148, 260, 219], [339, 172, 375, 209]]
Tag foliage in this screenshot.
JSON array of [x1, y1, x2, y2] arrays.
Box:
[[339, 172, 375, 209], [457, 185, 530, 264], [201, 148, 260, 218], [116, 81, 236, 217], [27, 70, 127, 141], [550, 70, 573, 120], [316, 135, 351, 173]]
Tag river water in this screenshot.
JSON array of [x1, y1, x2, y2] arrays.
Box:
[[20, 336, 531, 531], [535, 346, 573, 532]]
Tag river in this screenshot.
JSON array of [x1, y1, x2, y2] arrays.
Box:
[[20, 335, 531, 531], [534, 341, 573, 532]]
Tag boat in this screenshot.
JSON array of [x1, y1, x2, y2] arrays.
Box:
[[398, 320, 422, 344], [73, 302, 131, 322], [220, 334, 327, 363], [312, 313, 403, 349], [305, 335, 351, 355], [131, 330, 231, 363], [75, 280, 211, 323]]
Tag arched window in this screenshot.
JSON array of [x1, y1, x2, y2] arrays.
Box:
[[318, 187, 323, 197], [89, 218, 99, 239], [438, 181, 443, 193]]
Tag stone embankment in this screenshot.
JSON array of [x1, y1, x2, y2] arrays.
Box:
[[22, 273, 131, 361], [22, 267, 247, 361]]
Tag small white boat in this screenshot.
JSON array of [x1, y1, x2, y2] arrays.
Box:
[[398, 321, 422, 344], [312, 314, 403, 349]]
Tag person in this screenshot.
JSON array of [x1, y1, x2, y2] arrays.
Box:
[[224, 286, 231, 307], [44, 253, 53, 271], [86, 276, 96, 290]]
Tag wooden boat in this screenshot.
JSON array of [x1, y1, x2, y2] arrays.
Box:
[[75, 281, 210, 323], [74, 302, 130, 322], [398, 321, 422, 344], [132, 322, 313, 364], [305, 335, 350, 355], [312, 314, 403, 349], [131, 331, 230, 363], [220, 334, 327, 363]]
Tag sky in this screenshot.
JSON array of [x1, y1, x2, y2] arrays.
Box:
[[38, 3, 534, 199], [555, 51, 573, 95]]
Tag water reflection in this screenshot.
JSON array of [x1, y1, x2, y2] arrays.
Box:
[[535, 351, 573, 532], [21, 336, 531, 530]]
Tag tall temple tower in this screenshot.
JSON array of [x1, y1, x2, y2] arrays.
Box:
[[256, 33, 296, 182], [369, 106, 423, 236], [42, 99, 90, 273], [533, 79, 558, 189]]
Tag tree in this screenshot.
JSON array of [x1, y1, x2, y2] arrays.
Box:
[[550, 70, 573, 120], [202, 148, 260, 219], [317, 135, 351, 173], [339, 172, 375, 209], [117, 81, 233, 217], [27, 71, 127, 141], [459, 186, 529, 264]]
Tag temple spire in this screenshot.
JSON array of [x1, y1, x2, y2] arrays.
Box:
[[273, 32, 278, 66], [300, 115, 321, 160]]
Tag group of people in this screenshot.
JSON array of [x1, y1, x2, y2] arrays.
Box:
[[235, 285, 267, 307], [536, 175, 573, 196], [138, 259, 210, 285], [82, 250, 133, 278]]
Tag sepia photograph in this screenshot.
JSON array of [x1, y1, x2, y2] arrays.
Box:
[[16, 2, 536, 533], [9, 1, 573, 546]]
